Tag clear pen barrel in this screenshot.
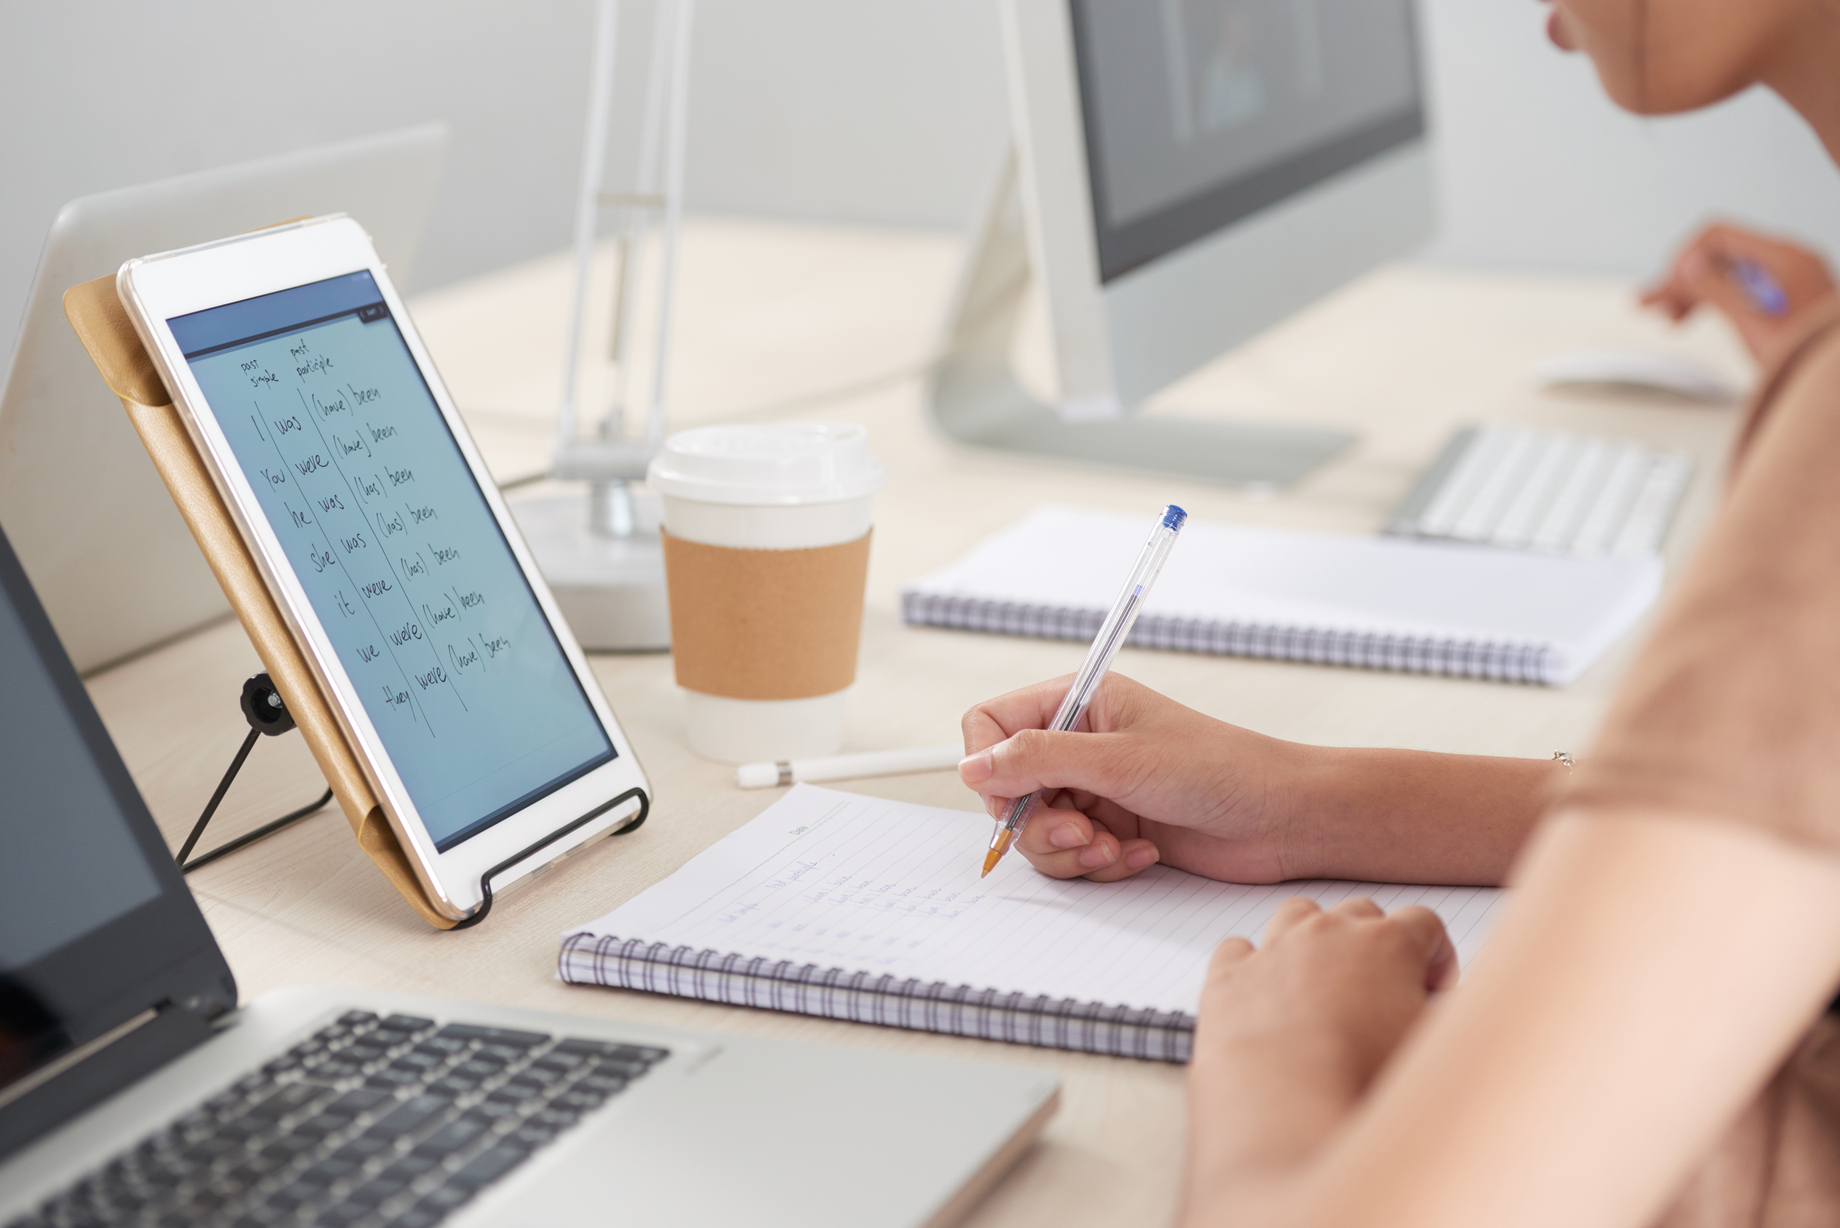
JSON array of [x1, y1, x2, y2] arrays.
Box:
[[1047, 516, 1183, 734]]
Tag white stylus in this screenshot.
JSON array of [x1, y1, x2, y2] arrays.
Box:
[[735, 744, 963, 789]]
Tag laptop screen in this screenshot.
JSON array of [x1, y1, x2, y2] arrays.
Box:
[[0, 589, 163, 970], [0, 526, 233, 1153]]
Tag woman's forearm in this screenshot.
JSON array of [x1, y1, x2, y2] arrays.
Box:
[[1193, 808, 1840, 1228], [1275, 745, 1560, 885]]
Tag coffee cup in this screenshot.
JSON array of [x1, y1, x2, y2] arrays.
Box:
[[647, 423, 884, 763]]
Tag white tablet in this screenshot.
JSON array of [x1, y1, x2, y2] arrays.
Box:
[[117, 215, 648, 921]]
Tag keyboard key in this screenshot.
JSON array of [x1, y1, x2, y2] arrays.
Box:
[[333, 1136, 392, 1163], [577, 1074, 627, 1095], [382, 1209, 443, 1228], [324, 1088, 394, 1118], [413, 1119, 490, 1158], [452, 1146, 527, 1188], [300, 1159, 360, 1186], [379, 1155, 438, 1181], [268, 1181, 324, 1209], [346, 1178, 408, 1206], [366, 1068, 425, 1089], [370, 1096, 452, 1137], [416, 1036, 468, 1055], [473, 1043, 525, 1064], [337, 1011, 380, 1028], [464, 1100, 518, 1121], [380, 1015, 436, 1034], [416, 1186, 473, 1212], [286, 1115, 350, 1143], [310, 1060, 362, 1081], [250, 1083, 331, 1119], [433, 1024, 549, 1048], [608, 1044, 670, 1064]]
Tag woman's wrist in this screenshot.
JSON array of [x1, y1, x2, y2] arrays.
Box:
[[1263, 744, 1551, 885]]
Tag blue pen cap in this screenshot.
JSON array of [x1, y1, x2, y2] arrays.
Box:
[[1161, 504, 1188, 531]]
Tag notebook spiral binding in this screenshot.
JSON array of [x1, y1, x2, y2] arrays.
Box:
[[559, 933, 1195, 1062], [899, 592, 1557, 685]]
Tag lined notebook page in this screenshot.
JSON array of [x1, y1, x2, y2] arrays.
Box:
[[568, 785, 1503, 1015]]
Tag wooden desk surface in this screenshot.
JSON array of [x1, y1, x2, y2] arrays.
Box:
[[81, 218, 1751, 1228]]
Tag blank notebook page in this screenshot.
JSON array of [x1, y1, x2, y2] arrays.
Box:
[[902, 505, 1662, 683], [568, 785, 1503, 1015]]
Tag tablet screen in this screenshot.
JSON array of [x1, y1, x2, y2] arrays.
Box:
[[169, 271, 614, 851]]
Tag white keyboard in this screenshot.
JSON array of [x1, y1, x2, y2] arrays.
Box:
[[1384, 425, 1692, 558]]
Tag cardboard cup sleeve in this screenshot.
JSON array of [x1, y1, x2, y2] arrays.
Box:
[[661, 528, 871, 700]]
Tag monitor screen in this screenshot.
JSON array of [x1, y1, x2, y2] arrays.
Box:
[[170, 272, 615, 851], [1071, 0, 1424, 281]]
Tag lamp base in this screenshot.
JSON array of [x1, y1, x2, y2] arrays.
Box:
[[510, 492, 671, 651]]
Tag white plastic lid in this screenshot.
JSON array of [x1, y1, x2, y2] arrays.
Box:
[[647, 422, 885, 506]]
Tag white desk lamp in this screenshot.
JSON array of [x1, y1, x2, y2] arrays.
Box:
[[511, 0, 694, 650]]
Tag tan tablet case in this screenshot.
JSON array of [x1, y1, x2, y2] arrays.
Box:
[[63, 275, 459, 929]]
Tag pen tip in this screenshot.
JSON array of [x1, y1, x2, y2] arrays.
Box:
[[980, 849, 1000, 878]]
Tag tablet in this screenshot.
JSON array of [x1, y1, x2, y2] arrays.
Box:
[[117, 215, 648, 920]]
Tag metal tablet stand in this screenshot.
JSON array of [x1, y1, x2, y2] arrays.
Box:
[[450, 787, 649, 930], [510, 0, 695, 651], [174, 674, 333, 874], [177, 673, 649, 929]]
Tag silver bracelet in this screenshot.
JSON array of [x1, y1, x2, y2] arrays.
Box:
[[1552, 751, 1576, 771]]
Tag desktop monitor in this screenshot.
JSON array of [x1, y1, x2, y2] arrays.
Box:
[[931, 0, 1434, 485], [0, 125, 447, 673]]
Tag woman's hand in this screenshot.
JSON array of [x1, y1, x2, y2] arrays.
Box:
[[959, 673, 1556, 888], [1180, 898, 1456, 1227], [1641, 223, 1838, 370], [959, 673, 1307, 884]]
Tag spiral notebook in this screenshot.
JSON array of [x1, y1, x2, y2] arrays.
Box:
[[900, 505, 1663, 685], [560, 786, 1503, 1062]]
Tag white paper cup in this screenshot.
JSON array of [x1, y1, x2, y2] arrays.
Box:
[[648, 423, 883, 763]]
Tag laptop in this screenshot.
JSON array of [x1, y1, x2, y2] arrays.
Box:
[[0, 526, 1058, 1228], [0, 124, 447, 675]]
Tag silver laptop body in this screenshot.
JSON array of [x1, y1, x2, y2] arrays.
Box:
[[0, 525, 1058, 1228]]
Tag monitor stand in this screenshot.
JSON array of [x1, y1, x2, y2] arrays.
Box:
[[928, 153, 1354, 488]]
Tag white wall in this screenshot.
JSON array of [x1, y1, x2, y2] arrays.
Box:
[[1418, 0, 1840, 277], [5, 0, 1840, 391]]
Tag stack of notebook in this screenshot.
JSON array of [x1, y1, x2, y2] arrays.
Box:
[[900, 505, 1663, 685]]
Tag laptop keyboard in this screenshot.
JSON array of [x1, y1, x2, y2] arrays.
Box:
[[9, 1010, 669, 1228]]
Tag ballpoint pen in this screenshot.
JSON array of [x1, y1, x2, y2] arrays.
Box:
[[1731, 257, 1790, 317], [980, 503, 1188, 878]]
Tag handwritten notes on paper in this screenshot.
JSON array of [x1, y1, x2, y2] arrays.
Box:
[[181, 277, 609, 841], [570, 785, 1503, 1014]]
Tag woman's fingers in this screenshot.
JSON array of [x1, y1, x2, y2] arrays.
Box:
[[1387, 905, 1460, 993], [1207, 936, 1256, 975], [1263, 895, 1323, 941], [960, 726, 1150, 811], [1009, 807, 1160, 880]]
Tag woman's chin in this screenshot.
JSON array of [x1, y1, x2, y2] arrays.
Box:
[[1546, 9, 1576, 51]]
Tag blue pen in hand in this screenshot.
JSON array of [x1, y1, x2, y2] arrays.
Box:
[[1731, 258, 1790, 317], [979, 504, 1188, 878]]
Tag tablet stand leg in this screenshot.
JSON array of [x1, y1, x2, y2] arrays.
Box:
[[174, 673, 334, 875]]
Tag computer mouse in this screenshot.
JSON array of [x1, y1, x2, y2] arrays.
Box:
[[1530, 348, 1738, 403]]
